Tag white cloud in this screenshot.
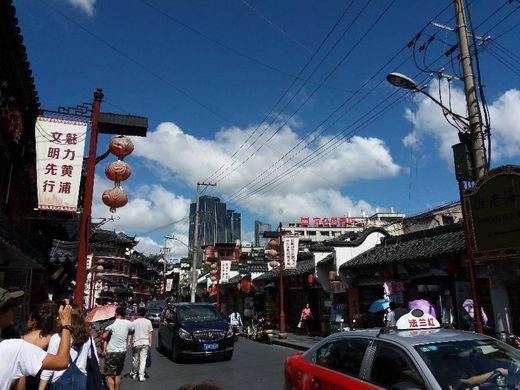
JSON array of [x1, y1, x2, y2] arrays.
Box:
[[63, 0, 95, 16], [132, 121, 400, 221], [135, 236, 160, 256], [402, 80, 520, 167]]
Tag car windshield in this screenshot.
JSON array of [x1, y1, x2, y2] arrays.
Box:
[[146, 300, 165, 311], [177, 306, 222, 323], [414, 339, 520, 389]]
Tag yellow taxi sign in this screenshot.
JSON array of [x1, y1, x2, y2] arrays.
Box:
[[396, 309, 440, 331]]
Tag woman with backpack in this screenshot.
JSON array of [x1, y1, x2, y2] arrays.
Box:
[[39, 304, 99, 390]]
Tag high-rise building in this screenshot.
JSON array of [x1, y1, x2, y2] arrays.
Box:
[[254, 220, 271, 247], [189, 196, 241, 261]]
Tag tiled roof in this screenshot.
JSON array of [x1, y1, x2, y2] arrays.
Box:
[[317, 252, 334, 265], [340, 223, 465, 270], [255, 254, 315, 281]]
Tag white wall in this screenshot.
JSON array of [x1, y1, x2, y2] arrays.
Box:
[[334, 232, 386, 271]]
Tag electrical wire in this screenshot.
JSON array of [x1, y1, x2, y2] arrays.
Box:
[[213, 0, 396, 185], [202, 0, 356, 183]]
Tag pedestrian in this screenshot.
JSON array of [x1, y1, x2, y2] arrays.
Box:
[[15, 302, 59, 390], [0, 287, 74, 390], [102, 306, 134, 390], [385, 302, 397, 327], [129, 306, 153, 382], [229, 310, 242, 327], [39, 303, 99, 390], [300, 303, 313, 336]]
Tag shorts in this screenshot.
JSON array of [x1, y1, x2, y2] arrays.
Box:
[[104, 352, 127, 376]]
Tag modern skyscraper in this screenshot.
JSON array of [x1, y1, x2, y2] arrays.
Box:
[[189, 196, 241, 261], [254, 220, 271, 247]]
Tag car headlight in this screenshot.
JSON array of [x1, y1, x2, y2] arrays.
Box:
[[226, 325, 234, 338], [178, 328, 192, 341]]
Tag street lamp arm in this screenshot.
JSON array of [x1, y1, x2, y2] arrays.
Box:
[[416, 88, 470, 129]]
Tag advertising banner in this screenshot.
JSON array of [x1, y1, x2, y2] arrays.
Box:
[[166, 278, 173, 292], [283, 235, 299, 270], [220, 260, 231, 283], [35, 116, 87, 212]]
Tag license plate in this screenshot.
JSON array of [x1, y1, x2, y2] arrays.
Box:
[[203, 343, 219, 351]]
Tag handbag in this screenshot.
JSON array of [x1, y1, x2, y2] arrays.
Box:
[[146, 348, 152, 368], [297, 321, 302, 328], [86, 338, 105, 390]]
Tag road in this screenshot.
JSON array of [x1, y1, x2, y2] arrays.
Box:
[[121, 335, 297, 389]]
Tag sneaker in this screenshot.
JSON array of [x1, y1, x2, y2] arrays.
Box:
[[129, 373, 137, 380], [139, 377, 145, 382]]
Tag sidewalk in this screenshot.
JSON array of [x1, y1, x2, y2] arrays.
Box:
[[270, 331, 323, 351]]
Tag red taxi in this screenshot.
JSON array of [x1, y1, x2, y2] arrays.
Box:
[[284, 309, 520, 390]]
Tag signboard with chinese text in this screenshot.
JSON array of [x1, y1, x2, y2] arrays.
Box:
[[35, 116, 87, 212], [283, 235, 299, 270], [300, 216, 359, 227], [166, 278, 173, 292], [464, 165, 520, 260], [396, 310, 440, 331], [220, 260, 231, 283]]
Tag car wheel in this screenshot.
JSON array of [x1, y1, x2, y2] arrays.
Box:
[[223, 350, 233, 360], [170, 339, 181, 362]]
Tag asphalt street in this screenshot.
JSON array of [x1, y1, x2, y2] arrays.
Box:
[[120, 334, 298, 390]]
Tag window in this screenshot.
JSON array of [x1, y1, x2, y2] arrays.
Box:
[[315, 338, 370, 377], [370, 342, 425, 388], [308, 231, 316, 236]]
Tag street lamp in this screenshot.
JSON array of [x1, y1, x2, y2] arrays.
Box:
[[387, 71, 484, 333]]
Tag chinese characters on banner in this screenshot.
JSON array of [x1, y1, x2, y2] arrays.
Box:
[[220, 260, 231, 283], [283, 235, 299, 270], [35, 116, 87, 212]]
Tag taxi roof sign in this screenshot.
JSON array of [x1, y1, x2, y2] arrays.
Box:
[[396, 309, 440, 331]]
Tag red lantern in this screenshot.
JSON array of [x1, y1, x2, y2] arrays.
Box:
[[328, 271, 336, 281], [307, 274, 316, 285], [267, 239, 278, 249], [210, 263, 218, 270], [102, 187, 128, 211], [210, 269, 218, 275], [109, 136, 134, 159], [266, 249, 278, 257], [242, 280, 253, 293], [105, 160, 132, 182], [269, 260, 280, 268]]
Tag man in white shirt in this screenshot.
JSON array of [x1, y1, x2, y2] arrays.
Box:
[[0, 288, 73, 390], [129, 306, 153, 382], [103, 306, 134, 390], [229, 311, 242, 327]]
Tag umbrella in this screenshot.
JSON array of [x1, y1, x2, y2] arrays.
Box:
[[462, 299, 488, 325], [85, 304, 117, 322], [408, 299, 436, 318], [368, 298, 390, 313]]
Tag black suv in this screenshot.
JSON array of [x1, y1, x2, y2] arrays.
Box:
[[158, 303, 234, 361]]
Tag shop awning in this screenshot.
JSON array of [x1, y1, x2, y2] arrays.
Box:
[[340, 224, 465, 270]]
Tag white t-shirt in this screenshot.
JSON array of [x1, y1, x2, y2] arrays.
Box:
[[132, 317, 153, 347], [229, 312, 242, 326], [0, 339, 47, 390], [387, 310, 396, 326], [106, 319, 134, 353], [40, 334, 98, 383]]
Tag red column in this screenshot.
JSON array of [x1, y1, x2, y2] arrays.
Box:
[[459, 181, 483, 333], [75, 89, 103, 307], [278, 223, 286, 337]]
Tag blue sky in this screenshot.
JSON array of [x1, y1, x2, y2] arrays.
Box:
[[13, 0, 520, 257]]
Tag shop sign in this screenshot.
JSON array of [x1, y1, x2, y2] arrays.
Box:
[[465, 165, 520, 260], [396, 310, 440, 331], [35, 116, 87, 212], [283, 235, 299, 270], [300, 216, 359, 227], [220, 260, 231, 282]]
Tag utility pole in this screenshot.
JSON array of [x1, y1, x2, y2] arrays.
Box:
[[190, 182, 216, 303], [162, 235, 174, 296], [454, 0, 486, 333], [454, 0, 487, 180]]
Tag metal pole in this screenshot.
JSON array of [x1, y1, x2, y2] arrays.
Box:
[[278, 222, 287, 338], [454, 0, 487, 180], [217, 260, 221, 308], [75, 88, 103, 307]]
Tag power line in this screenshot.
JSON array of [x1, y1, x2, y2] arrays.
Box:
[[203, 0, 357, 183], [213, 0, 396, 185]]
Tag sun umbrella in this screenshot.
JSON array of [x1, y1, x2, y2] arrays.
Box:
[[368, 298, 390, 313], [408, 299, 436, 318], [462, 299, 488, 325], [85, 304, 117, 322]]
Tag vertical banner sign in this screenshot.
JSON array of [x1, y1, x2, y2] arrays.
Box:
[[35, 116, 87, 212], [283, 235, 299, 269], [166, 278, 173, 292], [220, 260, 231, 283]]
